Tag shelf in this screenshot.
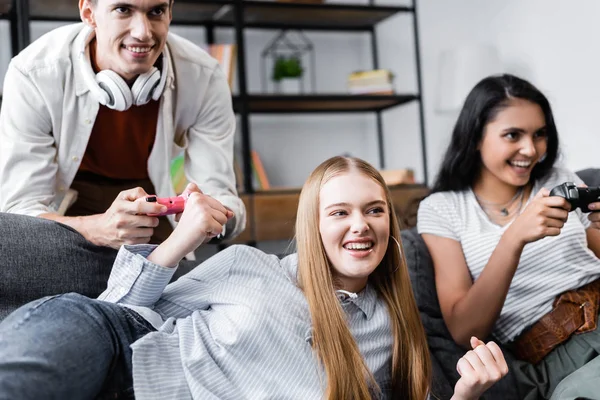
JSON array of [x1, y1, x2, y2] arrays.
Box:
[[233, 94, 418, 113], [234, 1, 413, 31], [23, 0, 411, 31]]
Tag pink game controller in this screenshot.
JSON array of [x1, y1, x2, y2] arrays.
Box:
[[146, 195, 186, 217]]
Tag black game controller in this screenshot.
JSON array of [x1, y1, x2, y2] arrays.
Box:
[[549, 182, 600, 212]]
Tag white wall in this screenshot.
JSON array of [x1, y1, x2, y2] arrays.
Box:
[[419, 0, 600, 180], [493, 0, 600, 173], [417, 0, 501, 182], [1, 0, 599, 188]]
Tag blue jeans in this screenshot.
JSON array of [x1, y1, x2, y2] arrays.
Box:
[[0, 293, 156, 399], [0, 212, 198, 320], [0, 212, 118, 320]]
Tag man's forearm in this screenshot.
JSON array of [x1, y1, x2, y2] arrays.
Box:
[[39, 213, 99, 242]]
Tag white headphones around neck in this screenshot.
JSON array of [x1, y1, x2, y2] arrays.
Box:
[[79, 27, 169, 111]]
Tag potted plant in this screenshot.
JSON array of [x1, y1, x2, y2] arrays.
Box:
[[272, 55, 304, 94]]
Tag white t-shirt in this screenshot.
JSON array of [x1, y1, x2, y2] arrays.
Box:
[[417, 168, 600, 343]]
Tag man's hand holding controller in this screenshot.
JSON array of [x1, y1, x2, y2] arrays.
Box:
[[148, 183, 234, 268], [79, 187, 168, 249]]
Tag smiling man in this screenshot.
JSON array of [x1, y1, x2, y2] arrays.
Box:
[[0, 0, 245, 317]]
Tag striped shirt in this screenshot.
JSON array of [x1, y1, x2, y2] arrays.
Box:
[[99, 244, 393, 399], [417, 168, 600, 343]]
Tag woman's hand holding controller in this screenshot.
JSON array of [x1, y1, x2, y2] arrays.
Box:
[[148, 183, 234, 267], [547, 182, 600, 231], [505, 188, 570, 247], [582, 185, 600, 230], [587, 205, 600, 230]]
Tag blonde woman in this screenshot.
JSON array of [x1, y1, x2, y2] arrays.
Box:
[[0, 157, 507, 399]]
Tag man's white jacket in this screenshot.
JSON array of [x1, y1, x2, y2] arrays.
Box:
[[0, 23, 245, 238]]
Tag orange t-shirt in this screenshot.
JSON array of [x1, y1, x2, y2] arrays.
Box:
[[79, 40, 160, 179]]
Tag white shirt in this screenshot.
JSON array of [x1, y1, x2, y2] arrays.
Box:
[[418, 168, 600, 342], [0, 23, 245, 237]]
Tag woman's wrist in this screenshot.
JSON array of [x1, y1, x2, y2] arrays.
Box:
[[501, 225, 526, 251], [147, 236, 192, 268]]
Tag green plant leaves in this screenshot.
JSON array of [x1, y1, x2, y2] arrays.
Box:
[[272, 56, 304, 81]]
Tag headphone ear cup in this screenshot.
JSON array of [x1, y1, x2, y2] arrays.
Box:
[[131, 67, 160, 106], [95, 70, 133, 111]]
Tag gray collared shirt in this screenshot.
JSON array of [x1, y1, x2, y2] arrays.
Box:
[[100, 244, 393, 399]]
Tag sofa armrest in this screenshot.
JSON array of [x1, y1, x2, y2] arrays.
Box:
[[576, 168, 600, 187]]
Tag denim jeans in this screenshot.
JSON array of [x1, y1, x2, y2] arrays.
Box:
[[0, 212, 118, 320], [0, 292, 155, 400], [0, 212, 199, 320]]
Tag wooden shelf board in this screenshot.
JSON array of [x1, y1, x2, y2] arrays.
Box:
[[234, 94, 418, 113]]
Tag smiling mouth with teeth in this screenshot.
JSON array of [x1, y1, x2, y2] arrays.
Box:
[[508, 160, 532, 168], [123, 45, 154, 54], [344, 242, 374, 251]]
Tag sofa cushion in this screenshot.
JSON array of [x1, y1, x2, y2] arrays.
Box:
[[401, 227, 441, 318], [401, 227, 519, 399]]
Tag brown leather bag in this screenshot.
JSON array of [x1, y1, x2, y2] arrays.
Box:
[[512, 279, 600, 365]]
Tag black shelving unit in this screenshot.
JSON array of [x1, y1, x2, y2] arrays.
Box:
[[4, 0, 429, 192], [227, 0, 428, 192]]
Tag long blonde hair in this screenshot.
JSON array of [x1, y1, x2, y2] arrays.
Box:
[[295, 156, 431, 400]]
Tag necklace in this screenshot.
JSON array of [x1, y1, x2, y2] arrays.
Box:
[[475, 187, 525, 218]]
